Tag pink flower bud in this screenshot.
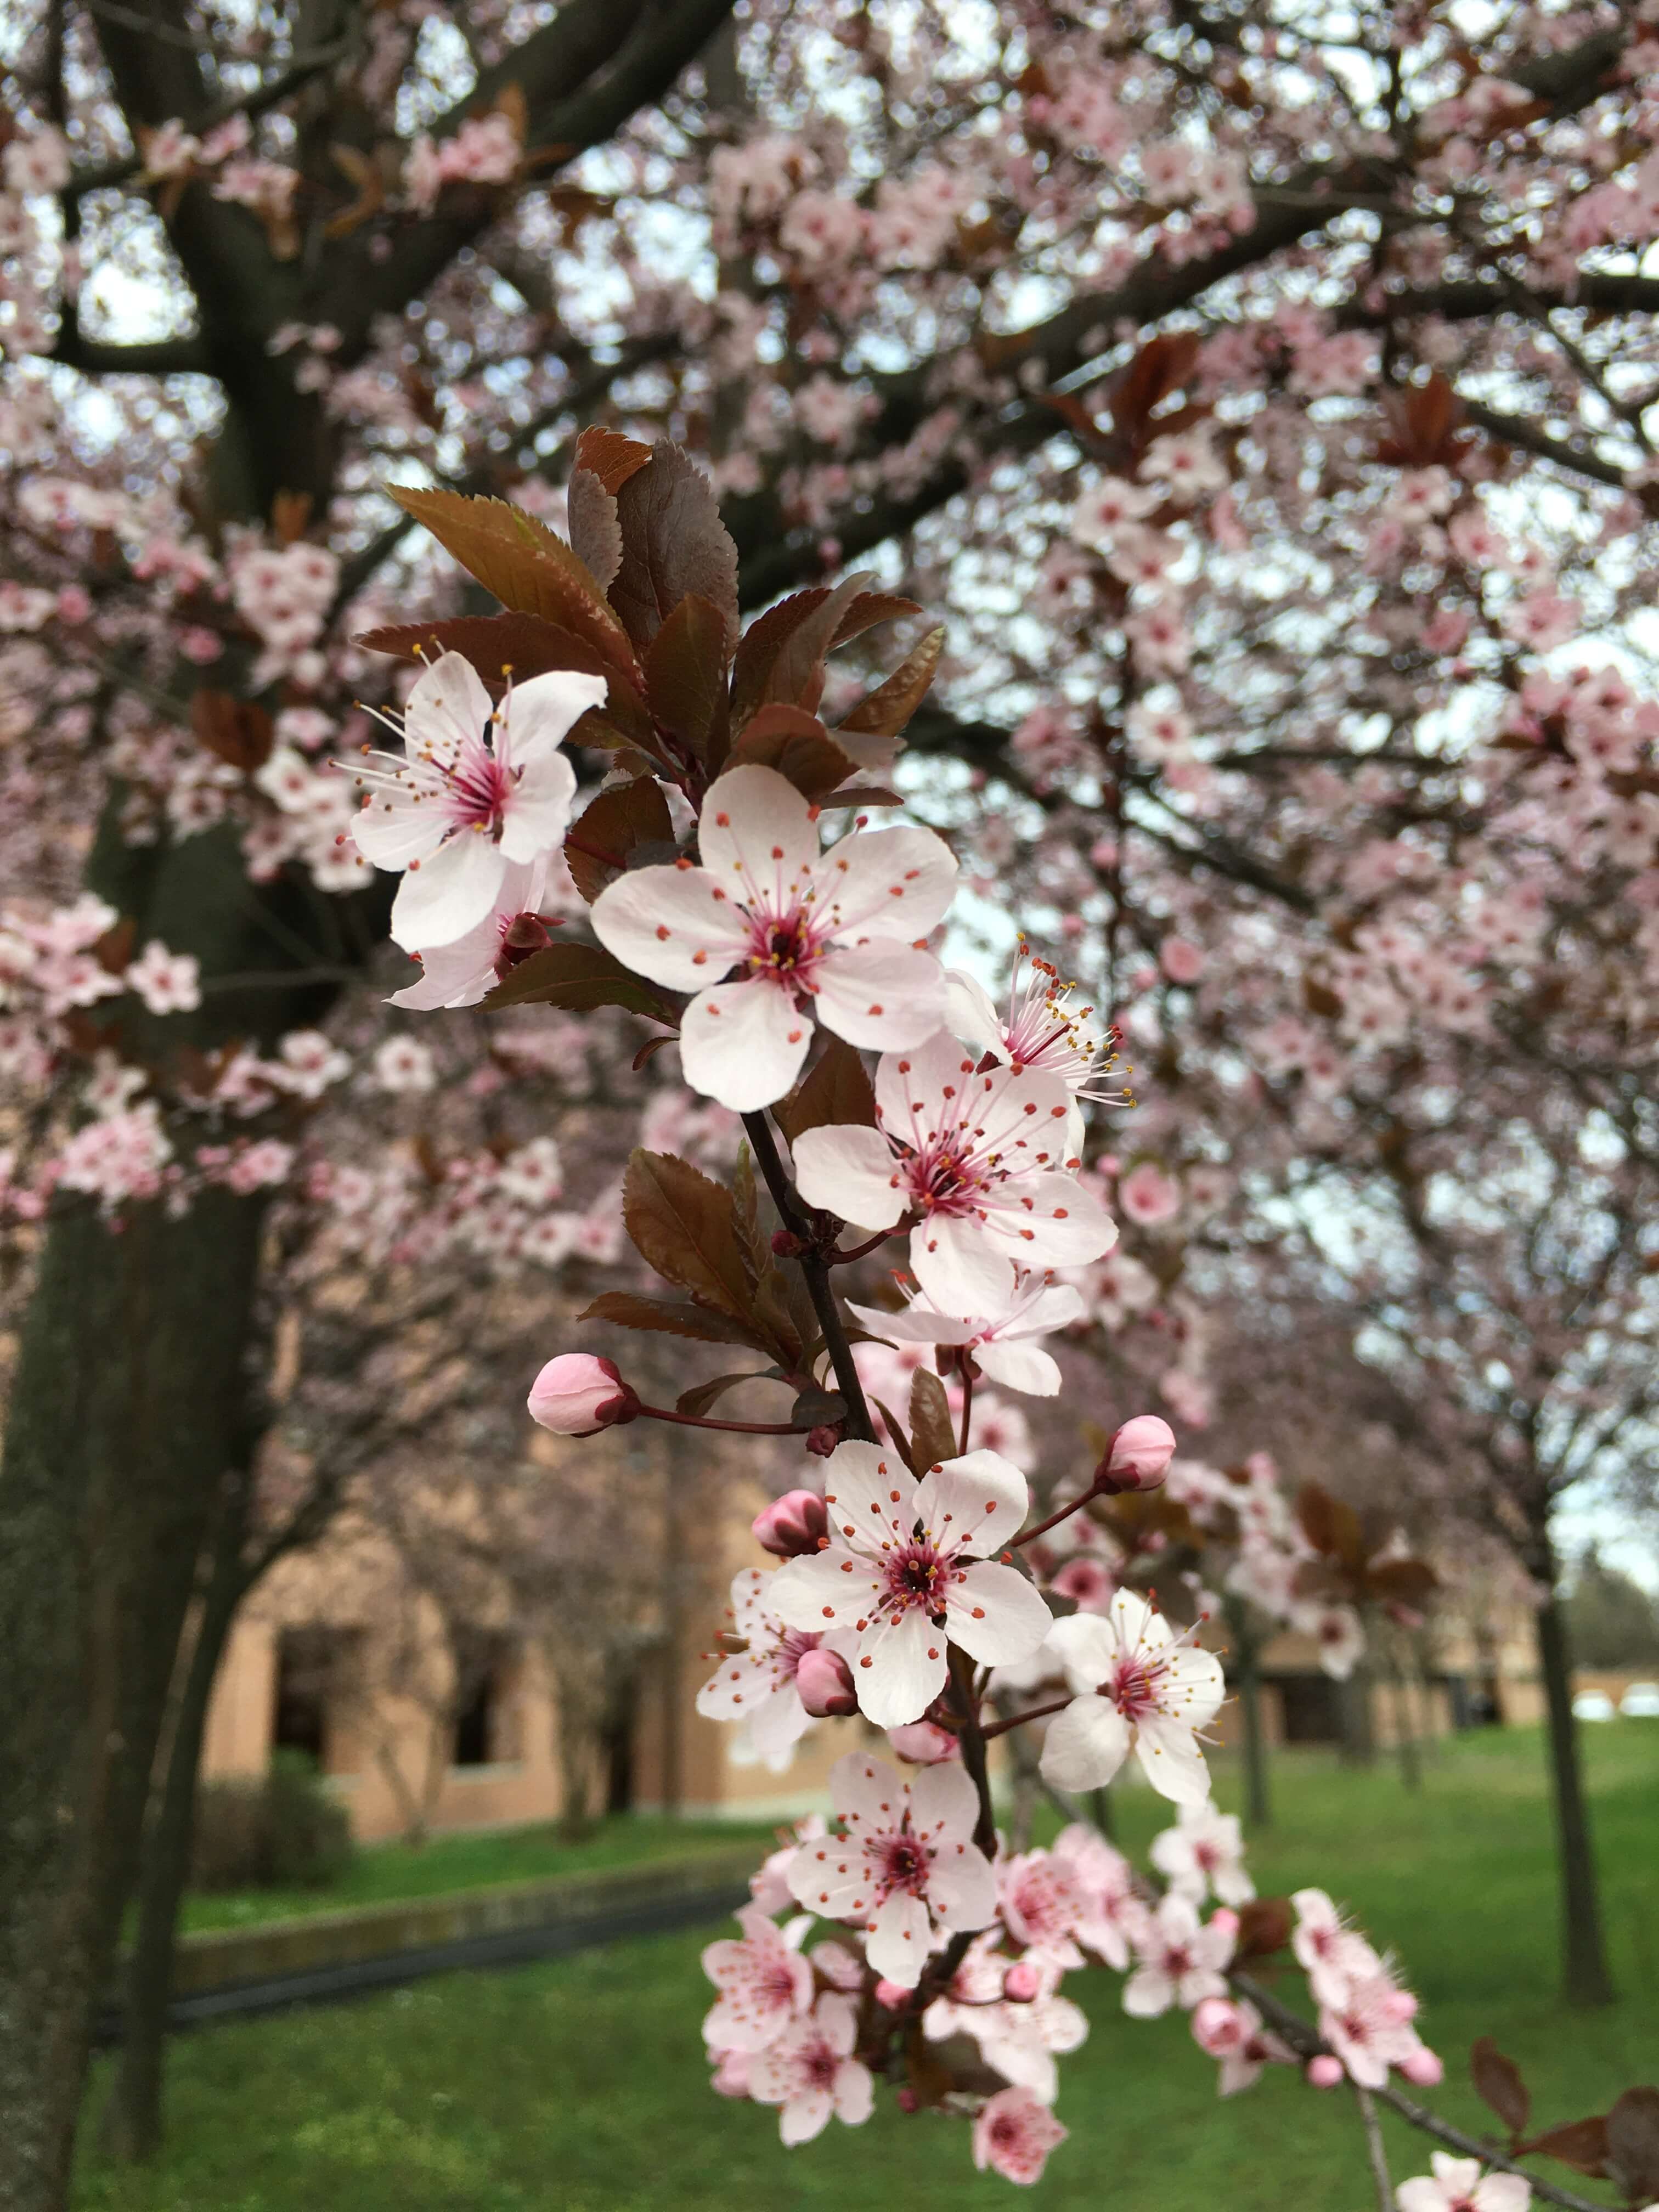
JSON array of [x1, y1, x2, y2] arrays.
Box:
[[895, 2087, 920, 2113], [1380, 1988, 1418, 2024], [1003, 1962, 1041, 2004], [1096, 1414, 1177, 1493], [805, 1423, 843, 1458], [885, 1720, 962, 1764], [1190, 1997, 1244, 2055], [1306, 2056, 1344, 2090], [1398, 2046, 1442, 2086], [1207, 1908, 1240, 1942], [752, 1489, 829, 1559], [527, 1353, 637, 1437], [875, 1979, 910, 2010], [795, 1646, 857, 1718]]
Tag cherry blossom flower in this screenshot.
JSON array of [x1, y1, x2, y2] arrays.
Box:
[[1118, 1159, 1182, 1226], [701, 1904, 814, 2051], [997, 1848, 1088, 1968], [1319, 1960, 1431, 2088], [696, 1567, 854, 1758], [786, 1750, 996, 1986], [1049, 1825, 1149, 1968], [792, 1031, 1117, 1312], [972, 2086, 1068, 2185], [1291, 1889, 1384, 2010], [388, 857, 562, 1011], [749, 1817, 826, 1916], [1189, 1995, 1294, 2096], [1122, 1893, 1234, 2016], [371, 1037, 436, 1094], [924, 1934, 1088, 2103], [768, 1440, 1052, 1728], [748, 1993, 874, 2143], [1396, 2155, 1532, 2212], [590, 764, 955, 1112], [125, 941, 201, 1015], [1149, 1803, 1255, 1907], [845, 1274, 1086, 1396], [1295, 1600, 1366, 1680], [1039, 1592, 1225, 1803], [347, 652, 605, 952]]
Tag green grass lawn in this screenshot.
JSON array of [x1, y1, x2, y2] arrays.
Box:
[[78, 1724, 1659, 2212], [174, 1814, 775, 1937]]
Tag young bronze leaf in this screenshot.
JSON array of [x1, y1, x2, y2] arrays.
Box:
[[478, 940, 676, 1019], [729, 587, 833, 727], [610, 443, 740, 654], [388, 486, 637, 672], [754, 572, 872, 717], [909, 1367, 958, 1470], [564, 776, 676, 902], [191, 689, 274, 772], [623, 1149, 755, 1321], [724, 704, 857, 800], [573, 424, 653, 495], [1605, 2086, 1659, 2202], [772, 1035, 879, 1144], [1515, 2117, 1610, 2180], [677, 1370, 768, 1419], [873, 1397, 918, 1476], [830, 590, 923, 650], [838, 624, 946, 738], [578, 1289, 763, 1349], [354, 612, 617, 687], [1233, 1898, 1294, 1960], [567, 468, 623, 592], [1295, 1481, 1365, 1571], [645, 592, 732, 763], [1470, 2039, 1530, 2140]]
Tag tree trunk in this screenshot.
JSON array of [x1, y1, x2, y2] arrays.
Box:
[[1238, 1651, 1273, 1831], [1532, 1557, 1615, 2007], [1338, 1660, 1376, 1767], [0, 1189, 266, 2212], [102, 1512, 251, 2164]]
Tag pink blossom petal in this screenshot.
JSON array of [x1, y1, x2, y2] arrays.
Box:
[[792, 1122, 906, 1230], [678, 973, 815, 1110]]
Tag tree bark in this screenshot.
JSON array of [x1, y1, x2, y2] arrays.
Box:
[[1238, 1652, 1273, 1831], [0, 1189, 266, 2212], [101, 1502, 251, 2164], [1532, 1546, 1615, 2007]]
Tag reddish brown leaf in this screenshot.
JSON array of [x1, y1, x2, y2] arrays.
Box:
[[573, 425, 653, 495], [1606, 2086, 1659, 2201], [623, 1149, 755, 1322], [354, 612, 617, 687], [1296, 1482, 1365, 1572], [644, 592, 732, 764], [190, 688, 274, 772], [578, 1289, 763, 1349], [677, 1370, 768, 1418], [563, 776, 676, 903], [1470, 2039, 1531, 2140], [909, 1367, 958, 1472], [724, 705, 857, 801], [772, 1035, 879, 1144], [1234, 1898, 1294, 1960], [478, 940, 675, 1019], [93, 917, 137, 976], [388, 486, 637, 674], [838, 625, 945, 739], [610, 443, 739, 654], [1515, 2117, 1609, 2180], [828, 590, 923, 650], [1365, 1556, 1439, 1609], [753, 573, 873, 718], [567, 468, 623, 592], [729, 588, 834, 727]]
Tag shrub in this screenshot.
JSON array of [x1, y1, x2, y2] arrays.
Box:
[[191, 1752, 354, 1892]]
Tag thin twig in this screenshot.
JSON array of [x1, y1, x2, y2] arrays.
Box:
[[1354, 2084, 1393, 2211]]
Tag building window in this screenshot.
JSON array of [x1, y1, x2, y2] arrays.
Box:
[[1274, 1672, 1344, 1744], [452, 1633, 520, 1768], [273, 1627, 342, 1766]]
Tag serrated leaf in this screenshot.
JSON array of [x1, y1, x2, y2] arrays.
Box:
[[564, 776, 676, 903], [751, 573, 871, 720], [677, 1370, 766, 1419], [574, 425, 653, 495], [191, 689, 273, 772], [567, 469, 623, 592], [873, 1396, 917, 1475], [773, 1037, 879, 1144], [355, 612, 618, 687], [578, 1290, 765, 1348], [645, 592, 732, 765], [724, 705, 857, 800], [387, 486, 637, 673], [623, 1150, 754, 1322], [838, 624, 945, 739], [909, 1368, 957, 1471], [478, 941, 676, 1019], [1470, 2039, 1530, 2139], [611, 443, 738, 654]]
